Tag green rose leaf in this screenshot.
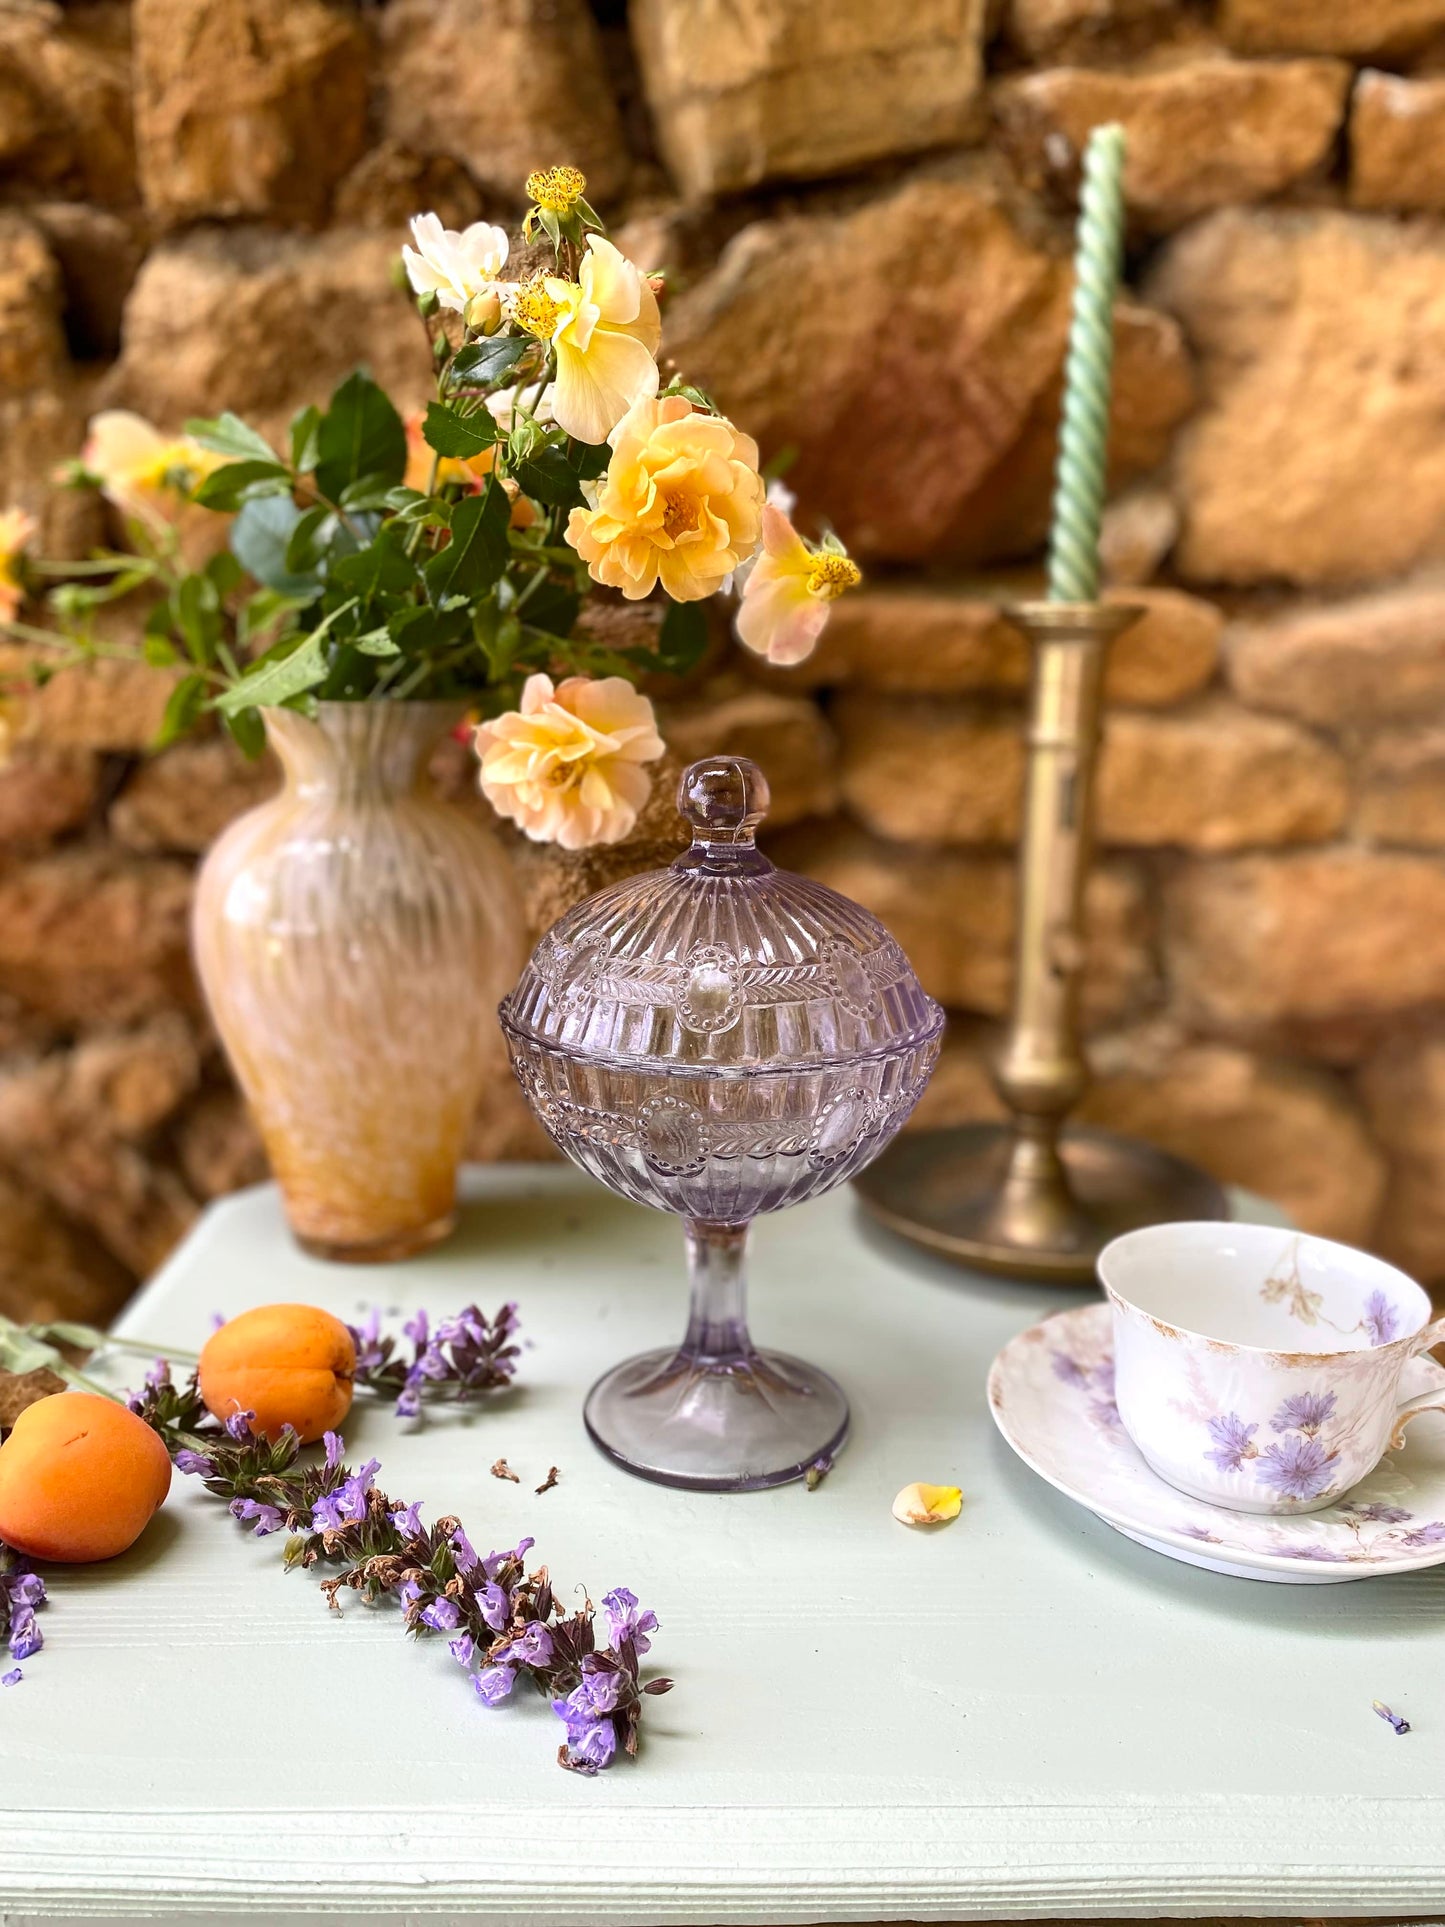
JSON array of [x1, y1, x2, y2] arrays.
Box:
[[450, 336, 529, 386], [330, 530, 417, 598], [353, 626, 402, 657], [289, 404, 322, 475], [314, 371, 407, 505], [191, 459, 292, 510], [154, 671, 209, 748], [283, 504, 335, 576], [184, 412, 281, 463], [655, 596, 710, 675], [511, 437, 609, 508], [424, 480, 510, 603], [231, 495, 322, 598], [214, 596, 359, 716], [223, 704, 268, 759], [423, 401, 499, 460]]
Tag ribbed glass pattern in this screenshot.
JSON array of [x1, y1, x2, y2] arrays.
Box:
[[194, 702, 524, 1258], [500, 759, 944, 1224]]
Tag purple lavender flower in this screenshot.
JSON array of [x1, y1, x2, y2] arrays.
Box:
[[348, 1307, 386, 1375], [448, 1634, 475, 1668], [323, 1431, 345, 1470], [563, 1719, 618, 1773], [223, 1409, 257, 1443], [505, 1622, 554, 1667], [403, 1309, 429, 1350], [395, 1381, 422, 1421], [1344, 1502, 1411, 1524], [389, 1502, 424, 1539], [451, 1527, 480, 1576], [8, 1606, 42, 1661], [478, 1579, 510, 1632], [1, 1667, 19, 1687], [9, 1573, 44, 1610], [173, 1448, 216, 1478], [474, 1664, 517, 1705], [1373, 1698, 1410, 1735], [602, 1587, 658, 1656], [1051, 1353, 1089, 1389], [420, 1597, 462, 1632], [1205, 1412, 1259, 1472], [1400, 1520, 1445, 1547], [552, 1676, 623, 1774], [1270, 1390, 1338, 1436], [481, 1537, 534, 1579], [1363, 1290, 1401, 1348], [398, 1578, 425, 1608], [229, 1497, 285, 1537], [1256, 1434, 1339, 1502], [309, 1457, 380, 1533]]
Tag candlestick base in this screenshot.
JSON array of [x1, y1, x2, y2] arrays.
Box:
[[853, 1123, 1228, 1283]]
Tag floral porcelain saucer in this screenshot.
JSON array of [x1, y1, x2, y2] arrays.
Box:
[[988, 1303, 1445, 1584]]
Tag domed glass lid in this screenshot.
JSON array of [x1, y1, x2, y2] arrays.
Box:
[[500, 757, 944, 1070]]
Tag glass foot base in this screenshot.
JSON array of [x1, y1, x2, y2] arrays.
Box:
[[293, 1208, 457, 1265], [584, 1346, 850, 1493]]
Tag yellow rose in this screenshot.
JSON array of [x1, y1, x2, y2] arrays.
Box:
[[81, 411, 225, 531], [512, 235, 660, 447], [735, 504, 861, 666], [0, 507, 35, 624], [473, 673, 665, 850], [566, 395, 764, 603]]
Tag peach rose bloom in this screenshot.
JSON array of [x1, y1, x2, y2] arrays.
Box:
[[513, 236, 660, 447], [0, 507, 36, 624], [474, 672, 665, 850], [81, 411, 225, 531], [736, 504, 861, 665], [402, 412, 494, 493], [566, 395, 764, 602]]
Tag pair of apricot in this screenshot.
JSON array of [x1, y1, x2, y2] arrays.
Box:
[[0, 1304, 355, 1565]]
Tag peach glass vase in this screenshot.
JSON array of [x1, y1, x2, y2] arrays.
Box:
[[193, 701, 523, 1261]]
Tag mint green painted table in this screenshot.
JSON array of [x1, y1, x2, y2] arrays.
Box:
[[2, 1165, 1443, 1922]]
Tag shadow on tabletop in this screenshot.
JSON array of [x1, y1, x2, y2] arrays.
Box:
[[987, 1422, 1445, 1636], [849, 1196, 1099, 1319], [447, 1181, 667, 1271]]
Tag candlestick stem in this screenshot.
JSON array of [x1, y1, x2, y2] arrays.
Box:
[[1046, 124, 1127, 605]]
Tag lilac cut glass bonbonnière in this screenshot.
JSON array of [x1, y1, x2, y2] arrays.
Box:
[[499, 756, 945, 1492]]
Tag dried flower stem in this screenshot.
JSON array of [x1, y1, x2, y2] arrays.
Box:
[[128, 1363, 670, 1774]]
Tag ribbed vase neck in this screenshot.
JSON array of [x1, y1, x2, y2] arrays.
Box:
[[262, 701, 465, 800]]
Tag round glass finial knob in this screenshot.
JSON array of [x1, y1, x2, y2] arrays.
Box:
[[677, 756, 770, 849]]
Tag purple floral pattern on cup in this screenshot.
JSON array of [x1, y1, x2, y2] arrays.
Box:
[[1205, 1414, 1258, 1473], [1001, 1304, 1445, 1577], [1270, 1390, 1337, 1435], [1362, 1289, 1401, 1348], [1256, 1434, 1339, 1502]]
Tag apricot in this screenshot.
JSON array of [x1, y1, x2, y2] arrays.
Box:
[[199, 1303, 355, 1444], [0, 1392, 173, 1563]]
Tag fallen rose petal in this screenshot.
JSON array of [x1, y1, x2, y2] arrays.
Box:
[[892, 1481, 963, 1527]]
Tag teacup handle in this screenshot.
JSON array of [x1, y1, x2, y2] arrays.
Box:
[[1391, 1314, 1445, 1449]]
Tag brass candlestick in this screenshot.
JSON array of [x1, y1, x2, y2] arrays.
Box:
[[854, 601, 1227, 1282]]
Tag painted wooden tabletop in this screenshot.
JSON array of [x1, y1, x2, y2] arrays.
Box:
[[3, 1164, 1444, 1924]]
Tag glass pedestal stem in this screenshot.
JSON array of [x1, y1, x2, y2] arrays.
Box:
[[680, 1220, 753, 1366]]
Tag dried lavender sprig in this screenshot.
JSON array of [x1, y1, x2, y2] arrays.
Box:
[[0, 1541, 46, 1675], [131, 1362, 670, 1773], [347, 1303, 522, 1421]]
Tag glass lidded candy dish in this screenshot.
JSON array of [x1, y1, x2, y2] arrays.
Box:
[[499, 756, 945, 1492]]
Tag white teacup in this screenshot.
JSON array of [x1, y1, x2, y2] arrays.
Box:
[[1097, 1222, 1445, 1515]]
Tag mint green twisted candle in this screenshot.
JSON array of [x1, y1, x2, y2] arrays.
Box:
[[1046, 124, 1127, 604]]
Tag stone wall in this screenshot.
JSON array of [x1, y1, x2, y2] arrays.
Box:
[[3, 0, 1445, 1324]]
